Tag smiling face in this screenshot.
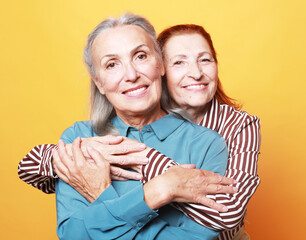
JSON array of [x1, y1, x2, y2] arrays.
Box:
[[91, 25, 165, 122], [164, 33, 218, 118]]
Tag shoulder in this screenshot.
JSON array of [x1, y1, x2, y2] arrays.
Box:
[[60, 121, 97, 143], [181, 120, 226, 146], [219, 103, 261, 130], [182, 121, 228, 173]]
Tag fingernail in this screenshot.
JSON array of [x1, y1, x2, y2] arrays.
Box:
[[142, 158, 149, 164], [234, 180, 238, 184], [233, 187, 238, 192], [139, 144, 146, 148], [136, 174, 142, 180], [222, 206, 228, 212]]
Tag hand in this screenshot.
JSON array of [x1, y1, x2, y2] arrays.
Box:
[[143, 165, 237, 212], [53, 137, 111, 203], [64, 136, 150, 181]]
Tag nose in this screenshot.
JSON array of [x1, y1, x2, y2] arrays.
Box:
[[124, 62, 139, 82], [187, 62, 202, 80]]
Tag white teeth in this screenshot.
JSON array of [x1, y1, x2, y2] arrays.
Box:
[[185, 84, 206, 89], [125, 87, 147, 95]]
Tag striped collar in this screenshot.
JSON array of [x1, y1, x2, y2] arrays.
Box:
[[200, 97, 221, 131]]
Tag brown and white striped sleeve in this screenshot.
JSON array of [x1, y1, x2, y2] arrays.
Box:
[[18, 144, 58, 194], [141, 148, 178, 183], [141, 110, 261, 235]]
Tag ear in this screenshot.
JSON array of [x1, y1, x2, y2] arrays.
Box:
[[92, 76, 105, 95]]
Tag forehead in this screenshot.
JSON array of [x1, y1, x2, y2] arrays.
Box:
[[164, 33, 211, 56], [92, 25, 154, 58]]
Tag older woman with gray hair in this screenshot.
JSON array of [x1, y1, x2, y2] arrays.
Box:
[[18, 14, 236, 239]]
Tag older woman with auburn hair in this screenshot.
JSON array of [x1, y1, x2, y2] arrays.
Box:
[[155, 24, 261, 239]]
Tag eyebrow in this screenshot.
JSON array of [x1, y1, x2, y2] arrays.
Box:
[[132, 44, 147, 53], [100, 44, 149, 64], [169, 54, 187, 61], [169, 51, 212, 61]]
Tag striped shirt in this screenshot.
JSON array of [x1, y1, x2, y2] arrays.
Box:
[[142, 98, 261, 239], [18, 98, 261, 240]]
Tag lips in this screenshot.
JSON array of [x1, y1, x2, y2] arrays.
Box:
[[123, 85, 148, 96], [183, 83, 208, 90]]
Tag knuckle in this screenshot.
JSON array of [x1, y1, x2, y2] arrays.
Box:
[[121, 145, 128, 153], [118, 157, 126, 165], [111, 167, 121, 177], [208, 199, 215, 208]]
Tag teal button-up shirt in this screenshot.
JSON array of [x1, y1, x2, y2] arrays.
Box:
[[56, 115, 228, 240]]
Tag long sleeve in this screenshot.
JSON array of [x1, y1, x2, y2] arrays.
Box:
[[18, 144, 58, 193], [56, 179, 218, 240], [142, 116, 261, 232], [56, 181, 157, 240]]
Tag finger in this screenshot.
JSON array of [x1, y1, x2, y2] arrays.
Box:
[[180, 164, 196, 169], [199, 171, 236, 185], [52, 149, 70, 183], [110, 166, 142, 181], [111, 143, 146, 155], [107, 155, 149, 166], [111, 174, 128, 181], [129, 165, 142, 174], [218, 176, 237, 185], [205, 184, 238, 195], [57, 139, 73, 169], [197, 197, 229, 212], [95, 135, 124, 145], [72, 137, 86, 167], [87, 146, 109, 167]]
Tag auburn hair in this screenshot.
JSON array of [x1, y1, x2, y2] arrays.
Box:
[[158, 24, 241, 110]]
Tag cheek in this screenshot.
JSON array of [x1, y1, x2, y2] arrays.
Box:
[[206, 64, 218, 80], [166, 68, 183, 88], [139, 62, 159, 82], [98, 71, 123, 91]]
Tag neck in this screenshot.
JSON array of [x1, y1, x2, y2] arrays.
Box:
[[117, 106, 167, 131], [185, 101, 212, 124]]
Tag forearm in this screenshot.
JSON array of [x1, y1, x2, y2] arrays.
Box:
[[18, 144, 57, 193], [56, 180, 159, 240], [142, 150, 257, 230]]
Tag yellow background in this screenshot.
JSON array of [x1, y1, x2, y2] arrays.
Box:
[[1, 0, 305, 239]]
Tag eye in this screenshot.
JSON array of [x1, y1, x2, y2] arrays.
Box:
[[106, 62, 116, 69], [135, 52, 147, 61], [200, 58, 212, 63], [173, 60, 183, 65]]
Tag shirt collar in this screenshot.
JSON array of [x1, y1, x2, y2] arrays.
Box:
[[150, 114, 185, 140], [111, 114, 185, 141], [200, 97, 221, 131]]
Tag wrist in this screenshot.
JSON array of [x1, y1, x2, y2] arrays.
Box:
[[143, 175, 171, 210]]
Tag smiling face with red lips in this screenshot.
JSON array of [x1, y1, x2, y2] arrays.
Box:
[[163, 33, 218, 122], [91, 25, 165, 125]]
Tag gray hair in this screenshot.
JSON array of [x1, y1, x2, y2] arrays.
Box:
[[84, 13, 191, 136]]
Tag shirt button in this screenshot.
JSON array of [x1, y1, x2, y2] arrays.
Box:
[[146, 128, 151, 132], [148, 214, 153, 220], [137, 222, 143, 228]]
